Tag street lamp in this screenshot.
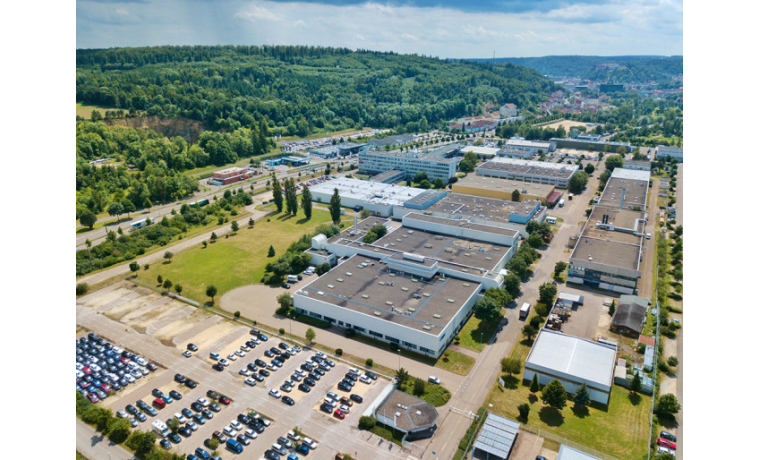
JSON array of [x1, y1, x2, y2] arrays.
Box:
[[398, 349, 401, 369]]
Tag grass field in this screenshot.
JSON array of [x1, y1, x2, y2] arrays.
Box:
[[484, 381, 650, 459], [278, 127, 369, 142], [435, 350, 475, 376], [76, 103, 111, 119], [457, 311, 502, 352], [136, 207, 336, 303], [369, 423, 405, 446], [399, 379, 451, 407]]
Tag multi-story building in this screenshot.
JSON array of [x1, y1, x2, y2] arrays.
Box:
[[368, 134, 414, 149], [476, 157, 579, 189], [504, 139, 555, 154], [655, 145, 683, 162], [499, 103, 518, 118], [358, 144, 462, 181]]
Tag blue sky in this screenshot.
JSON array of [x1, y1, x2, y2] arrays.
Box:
[[76, 0, 683, 57]]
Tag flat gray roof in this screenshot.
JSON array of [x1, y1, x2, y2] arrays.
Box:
[[570, 236, 640, 271], [299, 254, 481, 336], [454, 174, 555, 198], [473, 413, 520, 459], [370, 170, 405, 182], [376, 390, 438, 432], [403, 213, 521, 239], [557, 444, 603, 460], [311, 178, 429, 207], [526, 330, 616, 390], [422, 192, 539, 221], [478, 157, 578, 179]]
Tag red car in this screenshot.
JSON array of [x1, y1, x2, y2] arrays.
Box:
[[82, 367, 92, 375], [218, 396, 231, 405], [99, 384, 112, 393], [153, 398, 166, 409], [333, 409, 345, 420], [87, 392, 99, 403], [657, 438, 676, 450]]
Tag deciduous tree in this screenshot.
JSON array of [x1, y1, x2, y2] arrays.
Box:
[[541, 379, 568, 410], [305, 327, 316, 343]]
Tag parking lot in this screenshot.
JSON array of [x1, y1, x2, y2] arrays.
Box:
[[77, 283, 403, 460]]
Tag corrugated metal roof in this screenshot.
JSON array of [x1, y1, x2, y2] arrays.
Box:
[[472, 413, 520, 459]]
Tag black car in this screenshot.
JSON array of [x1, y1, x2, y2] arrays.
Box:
[[178, 426, 192, 437], [250, 328, 260, 336], [303, 377, 317, 387], [308, 372, 321, 381], [169, 390, 182, 400], [345, 372, 358, 381], [209, 403, 221, 412], [250, 422, 266, 433], [192, 413, 206, 425], [206, 390, 219, 399], [191, 402, 204, 412], [350, 394, 364, 403], [185, 379, 198, 389], [270, 347, 281, 355], [152, 388, 163, 398], [300, 363, 314, 372], [258, 333, 268, 342], [255, 359, 267, 367], [365, 371, 377, 380], [182, 408, 193, 418], [272, 358, 284, 367], [146, 363, 158, 371], [259, 369, 270, 377], [337, 382, 352, 392], [278, 342, 289, 351], [264, 450, 281, 460], [314, 367, 325, 376], [168, 433, 182, 444], [317, 363, 329, 372], [319, 403, 333, 413], [247, 363, 259, 372], [238, 414, 252, 425], [341, 378, 355, 387], [252, 373, 265, 382], [136, 400, 149, 410], [126, 404, 138, 415], [174, 374, 186, 384], [246, 340, 257, 349], [279, 352, 290, 360], [187, 343, 198, 352], [202, 409, 214, 420], [160, 439, 172, 450], [264, 350, 274, 358], [135, 412, 147, 422], [281, 283, 290, 289], [282, 396, 295, 406], [212, 363, 224, 372], [298, 383, 311, 393]]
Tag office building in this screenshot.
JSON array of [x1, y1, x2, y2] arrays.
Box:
[[359, 144, 462, 181], [477, 157, 579, 189]]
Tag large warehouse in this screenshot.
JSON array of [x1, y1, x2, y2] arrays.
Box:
[[451, 174, 556, 203], [524, 330, 617, 405], [476, 157, 579, 189], [568, 168, 650, 294]]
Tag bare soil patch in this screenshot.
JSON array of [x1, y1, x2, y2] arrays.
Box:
[[152, 309, 213, 346]]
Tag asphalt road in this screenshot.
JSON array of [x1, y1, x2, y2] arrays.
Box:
[[76, 418, 137, 460]]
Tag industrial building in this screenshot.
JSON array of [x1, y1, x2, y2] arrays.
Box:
[[264, 155, 310, 167], [451, 175, 556, 203], [296, 214, 517, 357], [610, 295, 649, 336], [370, 170, 406, 184], [462, 145, 501, 158], [368, 134, 414, 148], [497, 147, 534, 159], [504, 139, 555, 154], [472, 413, 520, 460], [358, 144, 462, 181], [308, 142, 368, 158], [375, 390, 439, 440], [623, 160, 651, 171], [209, 167, 256, 185], [568, 168, 650, 294], [308, 178, 447, 217], [557, 445, 603, 460], [524, 330, 617, 405], [477, 157, 579, 189], [655, 145, 683, 162], [551, 137, 635, 153]]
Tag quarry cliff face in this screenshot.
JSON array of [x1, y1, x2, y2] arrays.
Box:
[[107, 116, 205, 143]]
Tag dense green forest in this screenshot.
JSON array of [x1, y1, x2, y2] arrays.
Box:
[[76, 45, 557, 135], [474, 56, 682, 84]]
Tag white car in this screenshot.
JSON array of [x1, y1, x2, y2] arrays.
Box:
[[131, 369, 142, 379], [428, 376, 441, 384], [267, 363, 278, 371], [280, 384, 292, 393], [227, 354, 238, 361], [258, 417, 271, 427], [359, 375, 371, 384], [339, 404, 350, 413], [116, 410, 128, 418], [124, 373, 135, 383], [197, 397, 210, 407], [240, 344, 250, 352], [251, 338, 261, 345], [235, 349, 246, 357], [230, 420, 243, 431], [292, 345, 302, 353], [244, 377, 257, 387], [239, 368, 251, 376], [244, 428, 258, 440], [268, 389, 282, 399], [303, 437, 318, 449], [295, 369, 306, 377], [219, 359, 230, 367], [657, 446, 675, 455], [315, 351, 325, 358], [223, 426, 238, 437], [76, 370, 84, 379], [135, 357, 148, 366], [174, 413, 187, 423], [76, 363, 85, 371], [90, 363, 102, 372], [140, 367, 149, 376], [187, 421, 199, 431], [285, 379, 295, 387]]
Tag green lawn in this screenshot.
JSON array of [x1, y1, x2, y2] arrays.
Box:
[[485, 382, 650, 460], [369, 423, 405, 446], [457, 311, 502, 352], [435, 350, 475, 376], [399, 379, 451, 407], [135, 207, 336, 303]]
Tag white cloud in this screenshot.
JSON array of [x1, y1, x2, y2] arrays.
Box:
[[76, 0, 683, 57]]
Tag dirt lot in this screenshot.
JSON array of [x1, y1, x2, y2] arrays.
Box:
[[539, 120, 599, 131]]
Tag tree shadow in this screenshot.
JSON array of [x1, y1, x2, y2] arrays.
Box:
[[628, 392, 642, 406], [528, 394, 538, 404], [502, 375, 519, 390], [520, 338, 535, 347], [538, 406, 564, 427], [658, 415, 679, 430], [571, 403, 590, 419], [296, 217, 309, 225], [277, 214, 295, 221]]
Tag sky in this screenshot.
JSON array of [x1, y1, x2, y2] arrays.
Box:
[[76, 0, 683, 57]]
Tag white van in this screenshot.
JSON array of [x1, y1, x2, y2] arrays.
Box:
[[519, 303, 531, 319], [646, 233, 651, 239], [545, 216, 557, 224], [558, 199, 565, 207], [287, 275, 298, 283], [152, 420, 169, 438]]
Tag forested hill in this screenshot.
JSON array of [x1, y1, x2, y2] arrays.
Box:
[[472, 56, 682, 83], [76, 45, 557, 135]]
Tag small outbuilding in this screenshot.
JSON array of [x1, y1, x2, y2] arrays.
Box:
[[610, 295, 648, 336], [472, 413, 520, 460], [375, 390, 439, 440]]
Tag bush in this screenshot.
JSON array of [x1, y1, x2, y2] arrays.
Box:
[[667, 356, 679, 367], [413, 378, 426, 396], [517, 403, 530, 420], [366, 358, 373, 367], [207, 437, 220, 450], [234, 311, 241, 319], [76, 283, 89, 296], [279, 328, 285, 335], [335, 348, 343, 356], [534, 303, 550, 317], [344, 329, 356, 338], [529, 316, 543, 329], [358, 416, 376, 430]]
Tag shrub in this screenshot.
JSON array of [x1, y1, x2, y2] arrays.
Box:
[[366, 358, 373, 367], [517, 403, 530, 420], [143, 264, 150, 270], [335, 348, 343, 356], [358, 416, 376, 430], [529, 316, 543, 329], [534, 303, 550, 317], [667, 356, 679, 367], [279, 328, 285, 335], [413, 378, 426, 396], [207, 437, 220, 450], [344, 329, 356, 338], [76, 283, 89, 296]]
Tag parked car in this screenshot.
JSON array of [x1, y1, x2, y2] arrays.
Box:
[[244, 377, 257, 386], [282, 396, 295, 405], [298, 383, 312, 393], [350, 394, 363, 403], [320, 403, 333, 413], [660, 431, 677, 442], [182, 350, 192, 358], [657, 438, 677, 450], [428, 376, 441, 384], [269, 389, 282, 399], [187, 343, 198, 351], [334, 409, 346, 419]]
